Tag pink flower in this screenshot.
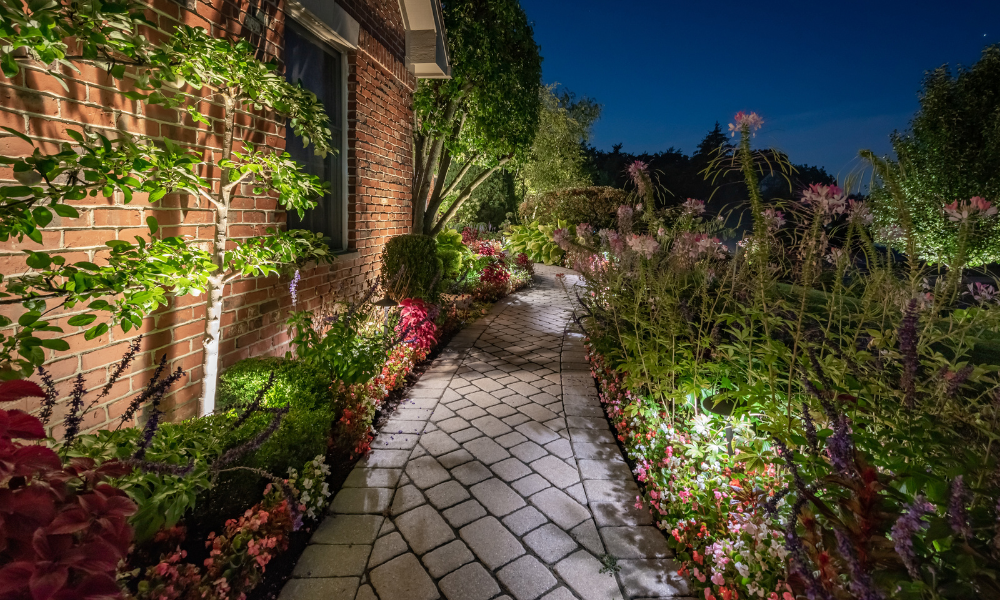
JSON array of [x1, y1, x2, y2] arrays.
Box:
[[626, 234, 660, 259], [694, 567, 707, 583], [682, 198, 706, 216], [634, 495, 644, 509], [711, 572, 726, 586], [628, 161, 650, 197], [847, 199, 874, 226], [967, 282, 998, 304], [728, 111, 764, 137], [762, 208, 785, 232], [801, 183, 847, 225], [944, 196, 998, 223]]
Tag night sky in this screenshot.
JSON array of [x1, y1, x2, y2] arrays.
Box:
[[519, 0, 1000, 178]]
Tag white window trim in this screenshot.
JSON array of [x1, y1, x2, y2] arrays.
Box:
[[285, 1, 353, 252]]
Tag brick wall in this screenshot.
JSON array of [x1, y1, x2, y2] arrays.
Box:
[[0, 0, 415, 434]]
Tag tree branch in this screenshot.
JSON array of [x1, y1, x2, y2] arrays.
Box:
[[440, 155, 478, 200], [430, 156, 512, 236]]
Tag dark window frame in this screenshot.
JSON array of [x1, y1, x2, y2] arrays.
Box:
[[283, 20, 349, 251]]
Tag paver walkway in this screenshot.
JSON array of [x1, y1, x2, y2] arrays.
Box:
[[279, 266, 690, 600]]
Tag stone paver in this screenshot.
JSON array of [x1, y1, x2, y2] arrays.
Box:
[[283, 267, 684, 600]]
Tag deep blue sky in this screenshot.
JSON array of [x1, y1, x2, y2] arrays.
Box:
[[519, 0, 1000, 178]]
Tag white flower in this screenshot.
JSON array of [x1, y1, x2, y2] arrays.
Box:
[[735, 562, 750, 578]]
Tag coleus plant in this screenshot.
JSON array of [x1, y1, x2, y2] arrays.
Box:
[[0, 379, 137, 600]]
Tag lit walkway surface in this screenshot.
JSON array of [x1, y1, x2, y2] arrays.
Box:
[[280, 266, 690, 600]]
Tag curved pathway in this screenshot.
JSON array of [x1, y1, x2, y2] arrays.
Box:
[[279, 266, 690, 600]]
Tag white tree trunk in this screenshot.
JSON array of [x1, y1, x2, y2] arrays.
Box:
[[199, 206, 228, 415], [199, 94, 236, 416]]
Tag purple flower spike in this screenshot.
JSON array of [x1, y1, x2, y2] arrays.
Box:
[[891, 496, 934, 579], [948, 476, 972, 538]]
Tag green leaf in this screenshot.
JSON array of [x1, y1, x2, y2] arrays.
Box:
[[52, 204, 80, 218], [84, 323, 109, 341], [40, 339, 70, 351], [110, 64, 126, 79], [1, 53, 18, 78], [31, 206, 52, 228], [0, 126, 31, 144], [146, 216, 159, 235], [24, 251, 51, 270], [67, 314, 98, 327], [65, 129, 85, 143], [18, 312, 39, 327]]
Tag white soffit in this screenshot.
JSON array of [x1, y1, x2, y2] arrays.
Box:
[[398, 0, 451, 79], [286, 0, 360, 50]]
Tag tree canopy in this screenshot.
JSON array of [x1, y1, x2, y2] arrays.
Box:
[[868, 44, 1000, 266], [520, 85, 601, 196], [412, 0, 542, 235]]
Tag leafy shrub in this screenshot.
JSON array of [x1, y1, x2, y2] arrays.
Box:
[[397, 298, 440, 351], [72, 417, 229, 543], [286, 308, 386, 386], [381, 234, 440, 300], [507, 221, 567, 265], [436, 228, 473, 280], [218, 357, 330, 411], [868, 45, 1000, 266], [518, 186, 626, 229]]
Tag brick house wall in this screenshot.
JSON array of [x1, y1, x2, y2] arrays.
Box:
[[0, 0, 416, 434]]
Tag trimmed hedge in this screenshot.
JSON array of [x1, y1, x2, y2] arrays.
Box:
[[218, 357, 331, 411], [381, 234, 440, 300]]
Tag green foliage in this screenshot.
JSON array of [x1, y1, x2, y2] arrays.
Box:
[[521, 85, 601, 195], [435, 228, 472, 280], [228, 405, 332, 481], [218, 357, 331, 411], [519, 186, 626, 229], [506, 221, 566, 265], [0, 0, 151, 78], [381, 234, 440, 300], [0, 236, 215, 376], [286, 309, 387, 386], [0, 5, 337, 388], [70, 416, 229, 543], [868, 44, 1000, 266], [412, 0, 542, 234]]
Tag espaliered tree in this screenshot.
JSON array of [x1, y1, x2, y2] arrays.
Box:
[[0, 2, 334, 414], [411, 0, 542, 235]]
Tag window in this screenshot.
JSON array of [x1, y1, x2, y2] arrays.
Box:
[[283, 21, 347, 250]]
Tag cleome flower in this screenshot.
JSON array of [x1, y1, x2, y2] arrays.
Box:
[[729, 111, 764, 137], [943, 196, 998, 223], [800, 183, 847, 225], [626, 234, 660, 259], [682, 198, 706, 217]]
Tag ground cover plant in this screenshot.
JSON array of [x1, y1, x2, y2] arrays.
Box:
[[571, 113, 1000, 599]]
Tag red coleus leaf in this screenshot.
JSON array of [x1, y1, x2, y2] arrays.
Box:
[[6, 410, 46, 440], [53, 573, 121, 600], [0, 486, 58, 528], [0, 562, 34, 596], [0, 380, 47, 404], [45, 507, 91, 536], [65, 538, 127, 575], [8, 446, 63, 478], [28, 562, 69, 600]]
